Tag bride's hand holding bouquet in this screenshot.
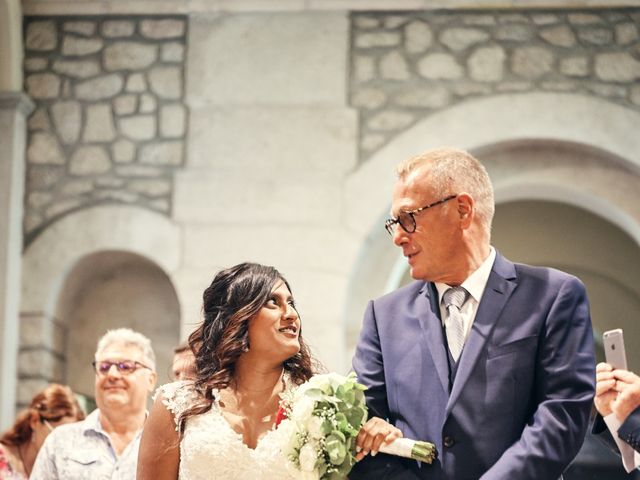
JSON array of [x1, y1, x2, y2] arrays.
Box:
[[277, 372, 436, 480]]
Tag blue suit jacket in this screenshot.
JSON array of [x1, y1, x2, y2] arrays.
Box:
[[351, 252, 595, 480]]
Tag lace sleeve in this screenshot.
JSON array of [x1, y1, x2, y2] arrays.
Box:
[[154, 381, 199, 430]]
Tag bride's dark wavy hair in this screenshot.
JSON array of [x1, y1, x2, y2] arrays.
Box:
[[178, 262, 317, 431]]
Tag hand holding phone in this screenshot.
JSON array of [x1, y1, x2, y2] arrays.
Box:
[[603, 329, 628, 371]]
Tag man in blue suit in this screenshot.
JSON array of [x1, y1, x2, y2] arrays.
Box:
[[351, 147, 595, 479]]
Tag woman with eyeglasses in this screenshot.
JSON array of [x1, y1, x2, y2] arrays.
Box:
[[137, 262, 319, 480], [0, 384, 84, 479]]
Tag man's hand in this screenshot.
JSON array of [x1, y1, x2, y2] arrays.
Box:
[[595, 362, 617, 416], [355, 417, 403, 461], [612, 369, 640, 422]]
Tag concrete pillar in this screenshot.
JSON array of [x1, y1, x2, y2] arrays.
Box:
[[0, 92, 34, 429]]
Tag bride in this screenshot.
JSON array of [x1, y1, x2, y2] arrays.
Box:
[[137, 262, 318, 480]]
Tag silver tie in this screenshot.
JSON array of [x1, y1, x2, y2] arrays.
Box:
[[443, 286, 469, 362]]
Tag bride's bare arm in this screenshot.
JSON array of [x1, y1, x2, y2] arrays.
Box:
[[137, 393, 180, 480]]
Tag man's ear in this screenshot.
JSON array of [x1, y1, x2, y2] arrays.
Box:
[[147, 370, 158, 392], [456, 193, 474, 228]]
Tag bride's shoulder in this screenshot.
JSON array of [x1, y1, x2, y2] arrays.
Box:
[[154, 380, 200, 420]]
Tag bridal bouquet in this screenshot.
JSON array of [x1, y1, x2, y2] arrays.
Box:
[[277, 372, 436, 480]]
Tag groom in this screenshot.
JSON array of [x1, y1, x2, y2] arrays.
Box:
[[351, 147, 595, 479]]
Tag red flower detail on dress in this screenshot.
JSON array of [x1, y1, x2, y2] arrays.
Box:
[[275, 404, 288, 428]]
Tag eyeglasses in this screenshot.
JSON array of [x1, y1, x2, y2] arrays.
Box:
[[385, 195, 457, 235], [92, 360, 151, 376]]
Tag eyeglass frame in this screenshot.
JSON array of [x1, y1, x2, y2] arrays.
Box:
[[384, 194, 458, 236], [91, 359, 152, 376]]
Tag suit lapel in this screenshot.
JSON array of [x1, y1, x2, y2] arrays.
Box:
[[418, 282, 450, 396], [446, 254, 518, 416]]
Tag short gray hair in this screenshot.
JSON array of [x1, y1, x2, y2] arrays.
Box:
[[396, 147, 495, 235], [95, 328, 156, 370]]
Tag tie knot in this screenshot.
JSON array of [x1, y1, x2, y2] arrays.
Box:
[[443, 286, 468, 310]]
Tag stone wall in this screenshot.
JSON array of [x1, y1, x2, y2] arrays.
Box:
[[350, 9, 640, 161], [23, 16, 187, 245]]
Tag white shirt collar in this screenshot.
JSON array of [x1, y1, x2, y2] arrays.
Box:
[[435, 247, 496, 304]]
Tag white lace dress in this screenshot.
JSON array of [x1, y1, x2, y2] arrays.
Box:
[[157, 381, 299, 480]]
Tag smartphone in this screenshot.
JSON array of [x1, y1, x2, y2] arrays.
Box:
[[603, 329, 628, 370]]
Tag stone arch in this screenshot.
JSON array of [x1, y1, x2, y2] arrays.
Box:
[[18, 205, 182, 404], [344, 93, 640, 363]]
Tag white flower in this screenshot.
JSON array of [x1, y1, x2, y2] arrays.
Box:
[[291, 395, 315, 422], [306, 415, 324, 440], [299, 443, 318, 472]]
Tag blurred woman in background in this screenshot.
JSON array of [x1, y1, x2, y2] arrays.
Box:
[[0, 384, 84, 479]]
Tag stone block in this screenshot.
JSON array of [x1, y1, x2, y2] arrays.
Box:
[[25, 21, 58, 51], [25, 58, 48, 72], [84, 104, 116, 142], [367, 110, 413, 131], [379, 51, 410, 80], [64, 21, 96, 36], [531, 14, 559, 25], [102, 20, 135, 38], [17, 380, 50, 405], [60, 179, 94, 196], [27, 132, 64, 165], [540, 25, 577, 48], [44, 196, 86, 219], [560, 57, 589, 77], [440, 27, 489, 51], [69, 145, 111, 175], [160, 103, 186, 137], [595, 52, 640, 82], [139, 93, 157, 113], [75, 74, 124, 100], [27, 108, 51, 131], [27, 191, 53, 209], [104, 42, 159, 71], [188, 13, 348, 105], [630, 85, 640, 106], [126, 73, 147, 93], [94, 176, 125, 188], [112, 139, 136, 163], [19, 314, 66, 353], [26, 73, 61, 99], [417, 53, 464, 80], [18, 349, 64, 379], [616, 23, 639, 45], [355, 32, 401, 48], [511, 46, 554, 78], [93, 189, 138, 203], [351, 88, 386, 109], [404, 21, 432, 53], [139, 141, 183, 166], [161, 42, 185, 62], [188, 106, 357, 174], [27, 165, 64, 190], [128, 178, 172, 196], [52, 59, 101, 79], [468, 45, 506, 82], [140, 19, 186, 39], [495, 24, 534, 42], [578, 28, 613, 46], [118, 115, 156, 140], [115, 165, 163, 177], [461, 14, 496, 26], [114, 94, 138, 115], [353, 16, 380, 29], [174, 169, 342, 225], [148, 66, 182, 99], [568, 13, 603, 25], [353, 55, 375, 83], [62, 35, 104, 56], [51, 101, 81, 144]]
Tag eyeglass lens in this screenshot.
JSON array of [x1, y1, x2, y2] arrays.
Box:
[[93, 360, 139, 375]]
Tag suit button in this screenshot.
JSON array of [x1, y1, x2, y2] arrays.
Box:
[[443, 435, 455, 448]]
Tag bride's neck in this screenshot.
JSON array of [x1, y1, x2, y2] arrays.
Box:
[[233, 358, 284, 396]]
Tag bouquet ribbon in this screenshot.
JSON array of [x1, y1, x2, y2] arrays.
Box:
[[379, 438, 437, 464]]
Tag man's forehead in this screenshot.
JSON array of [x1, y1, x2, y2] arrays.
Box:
[[96, 342, 144, 359]]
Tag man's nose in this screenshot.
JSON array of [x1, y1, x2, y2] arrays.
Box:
[[392, 225, 408, 246]]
